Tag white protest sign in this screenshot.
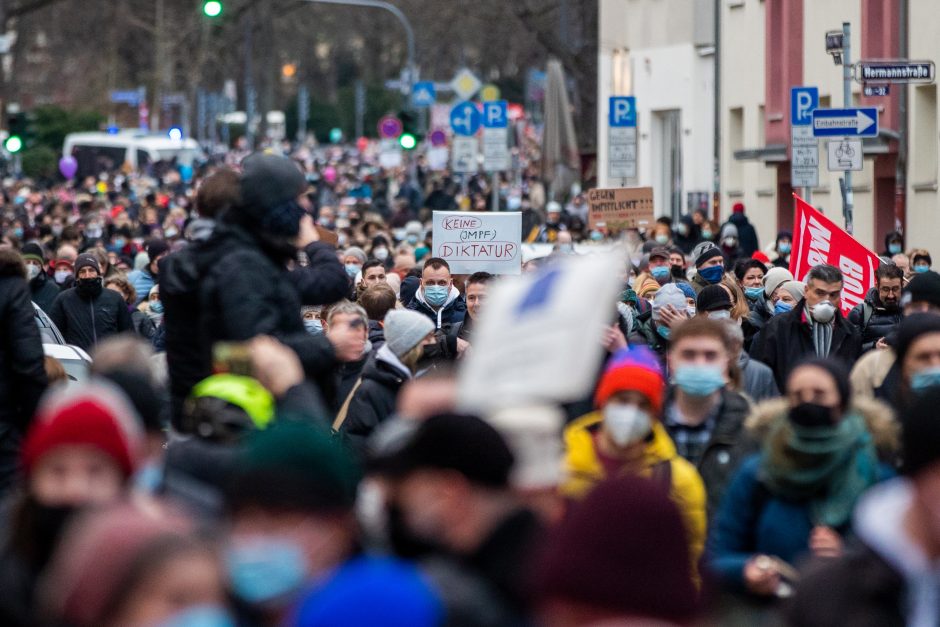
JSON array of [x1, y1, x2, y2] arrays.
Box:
[[432, 210, 522, 274], [426, 146, 450, 171], [451, 136, 478, 173]]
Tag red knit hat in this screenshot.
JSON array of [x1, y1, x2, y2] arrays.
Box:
[[594, 346, 665, 412], [732, 202, 745, 213], [23, 383, 144, 477], [751, 250, 771, 264]]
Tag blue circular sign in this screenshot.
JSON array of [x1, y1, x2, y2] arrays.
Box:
[[449, 102, 481, 137]]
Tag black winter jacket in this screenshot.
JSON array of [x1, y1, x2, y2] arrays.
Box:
[[848, 288, 902, 352], [48, 284, 133, 352], [0, 253, 47, 431], [341, 350, 409, 455], [726, 213, 759, 257], [160, 223, 347, 428], [749, 299, 862, 391], [28, 271, 58, 313]]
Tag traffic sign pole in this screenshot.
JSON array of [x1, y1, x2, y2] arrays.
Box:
[[842, 22, 853, 234]]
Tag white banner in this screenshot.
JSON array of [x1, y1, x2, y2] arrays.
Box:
[[432, 210, 522, 274]]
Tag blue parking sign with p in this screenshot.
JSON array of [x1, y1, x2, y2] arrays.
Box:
[[791, 86, 818, 126], [481, 101, 508, 128], [609, 96, 636, 127]]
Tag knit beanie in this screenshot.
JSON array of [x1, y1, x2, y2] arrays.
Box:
[[21, 242, 45, 264], [229, 421, 360, 514], [692, 242, 723, 268], [73, 253, 100, 276], [532, 475, 699, 623], [894, 313, 940, 367], [779, 280, 806, 302], [902, 271, 940, 310], [901, 385, 940, 476], [343, 246, 368, 265], [651, 283, 686, 321], [293, 557, 443, 627], [237, 153, 307, 237], [146, 239, 169, 261], [720, 223, 739, 241], [384, 309, 434, 358], [696, 284, 733, 312], [764, 266, 794, 298], [594, 346, 665, 412], [674, 281, 696, 301], [23, 381, 144, 477]]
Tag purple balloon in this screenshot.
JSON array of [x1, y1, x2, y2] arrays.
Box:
[[59, 155, 77, 179]]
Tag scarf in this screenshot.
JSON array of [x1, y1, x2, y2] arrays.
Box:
[[806, 306, 833, 357], [759, 411, 879, 528]]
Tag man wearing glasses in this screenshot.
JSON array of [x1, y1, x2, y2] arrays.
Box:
[[848, 263, 905, 353]]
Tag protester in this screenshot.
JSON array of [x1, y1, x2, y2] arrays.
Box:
[[750, 264, 861, 390], [771, 230, 792, 268], [406, 257, 466, 332], [323, 301, 370, 410], [847, 263, 904, 352], [127, 239, 168, 306], [661, 318, 751, 515], [708, 359, 896, 607], [696, 284, 734, 320], [689, 242, 725, 293], [749, 267, 793, 333], [21, 242, 58, 313], [882, 231, 904, 258], [719, 223, 743, 269], [673, 214, 702, 255], [910, 248, 931, 274], [723, 319, 779, 402], [533, 476, 701, 627], [893, 252, 911, 278], [784, 385, 940, 626], [48, 253, 133, 351], [360, 259, 388, 291], [636, 283, 688, 357], [0, 249, 48, 496], [562, 347, 706, 567], [105, 275, 156, 341], [359, 283, 398, 348], [339, 309, 435, 453], [724, 202, 759, 257], [735, 259, 767, 307], [454, 271, 492, 341]]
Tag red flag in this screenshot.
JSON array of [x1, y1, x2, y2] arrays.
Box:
[[790, 194, 882, 315]]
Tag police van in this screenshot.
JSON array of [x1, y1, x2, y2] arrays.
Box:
[[63, 131, 202, 179]]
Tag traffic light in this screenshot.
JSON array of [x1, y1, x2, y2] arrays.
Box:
[[4, 136, 21, 153], [398, 133, 417, 150], [6, 111, 27, 153], [202, 1, 222, 17]]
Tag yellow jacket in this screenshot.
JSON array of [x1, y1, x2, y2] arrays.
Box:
[[562, 412, 707, 568]]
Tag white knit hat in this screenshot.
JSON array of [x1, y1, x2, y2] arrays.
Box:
[[764, 266, 794, 298], [384, 309, 434, 358]]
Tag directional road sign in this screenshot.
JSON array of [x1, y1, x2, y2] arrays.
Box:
[[378, 115, 403, 139], [855, 60, 935, 84], [411, 81, 436, 108], [608, 96, 636, 127], [790, 86, 818, 126], [812, 108, 878, 137], [450, 101, 481, 137]]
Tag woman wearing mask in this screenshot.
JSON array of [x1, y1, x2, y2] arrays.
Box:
[[881, 231, 904, 258], [563, 347, 706, 570], [772, 231, 793, 268], [105, 277, 156, 341], [0, 383, 144, 625], [708, 359, 896, 608], [39, 505, 230, 627], [700, 220, 719, 243], [910, 249, 931, 274], [769, 281, 805, 316]]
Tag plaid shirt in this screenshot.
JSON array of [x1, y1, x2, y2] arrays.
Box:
[[663, 403, 717, 466]]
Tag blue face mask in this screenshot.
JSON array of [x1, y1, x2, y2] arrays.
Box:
[[149, 300, 164, 314], [674, 364, 726, 396], [911, 367, 940, 392], [889, 243, 902, 255], [114, 238, 126, 249], [424, 285, 449, 306], [345, 263, 360, 278], [226, 538, 309, 605], [744, 286, 764, 301], [774, 300, 794, 315], [656, 324, 671, 340], [778, 242, 792, 254], [13, 227, 22, 239], [915, 264, 930, 274], [698, 264, 724, 284], [154, 605, 236, 627], [304, 318, 323, 335], [650, 265, 671, 282]]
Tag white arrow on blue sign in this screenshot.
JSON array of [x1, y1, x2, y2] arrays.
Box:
[[450, 101, 481, 136], [608, 96, 636, 128], [790, 86, 818, 126], [812, 108, 879, 137], [411, 81, 436, 108], [481, 101, 508, 128]]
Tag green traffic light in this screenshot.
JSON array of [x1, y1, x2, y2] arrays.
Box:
[[399, 133, 417, 150], [203, 0, 222, 17], [5, 136, 22, 153]]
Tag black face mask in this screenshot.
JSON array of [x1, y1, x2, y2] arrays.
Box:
[[386, 503, 444, 560], [789, 402, 836, 428], [11, 499, 78, 568], [76, 277, 102, 299], [671, 265, 685, 279]]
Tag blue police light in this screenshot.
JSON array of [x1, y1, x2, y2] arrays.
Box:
[[168, 127, 183, 141], [106, 125, 120, 135]]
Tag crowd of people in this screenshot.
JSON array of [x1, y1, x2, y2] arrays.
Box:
[[0, 143, 938, 627]]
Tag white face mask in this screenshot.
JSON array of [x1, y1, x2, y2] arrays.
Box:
[[603, 403, 652, 447], [54, 269, 71, 284], [26, 264, 40, 280], [723, 237, 737, 248], [707, 310, 732, 320], [811, 301, 836, 323], [374, 247, 389, 262]]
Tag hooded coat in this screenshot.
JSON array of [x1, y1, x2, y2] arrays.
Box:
[[407, 285, 466, 332], [47, 281, 132, 352], [340, 345, 411, 455], [726, 212, 759, 257], [707, 397, 897, 592], [28, 270, 59, 314]]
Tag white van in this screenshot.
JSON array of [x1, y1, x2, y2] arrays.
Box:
[[63, 131, 203, 178]]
